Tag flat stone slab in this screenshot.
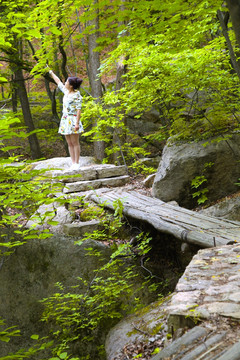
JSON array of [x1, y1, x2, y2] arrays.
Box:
[[52, 164, 128, 183], [63, 175, 130, 193], [166, 243, 240, 330], [31, 156, 96, 171], [63, 220, 101, 237]]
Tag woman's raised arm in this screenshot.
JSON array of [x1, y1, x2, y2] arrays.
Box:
[[48, 70, 61, 85]]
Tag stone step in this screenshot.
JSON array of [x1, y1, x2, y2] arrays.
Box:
[[63, 175, 130, 194], [59, 164, 128, 183], [63, 220, 101, 237]]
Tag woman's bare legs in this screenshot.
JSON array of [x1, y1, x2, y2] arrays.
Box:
[[65, 134, 80, 164]]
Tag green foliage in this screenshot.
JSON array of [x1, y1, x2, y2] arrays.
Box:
[[3, 0, 237, 168], [40, 232, 153, 359], [0, 112, 66, 256], [75, 198, 127, 246], [95, 0, 240, 145], [0, 115, 80, 360], [0, 320, 20, 343], [0, 320, 54, 360], [2, 0, 240, 358], [0, 160, 64, 254], [191, 162, 214, 205]]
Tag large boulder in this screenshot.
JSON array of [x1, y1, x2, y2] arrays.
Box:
[[126, 108, 161, 135], [152, 134, 240, 208], [0, 236, 112, 357], [200, 194, 240, 221], [105, 298, 171, 360]]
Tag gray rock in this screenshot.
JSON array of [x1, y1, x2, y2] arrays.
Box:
[[31, 156, 96, 171], [126, 108, 161, 135], [143, 173, 156, 188], [105, 298, 170, 360], [0, 237, 112, 357], [63, 175, 130, 193], [152, 134, 240, 208], [200, 195, 240, 221], [218, 340, 240, 360], [63, 220, 101, 236], [165, 244, 240, 333], [61, 164, 128, 183], [26, 202, 73, 233]]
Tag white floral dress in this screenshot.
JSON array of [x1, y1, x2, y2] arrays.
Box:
[[58, 81, 84, 135]]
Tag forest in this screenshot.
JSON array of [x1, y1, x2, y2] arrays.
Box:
[[1, 0, 240, 359]]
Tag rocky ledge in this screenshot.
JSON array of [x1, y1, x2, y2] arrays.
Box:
[[107, 243, 240, 359]]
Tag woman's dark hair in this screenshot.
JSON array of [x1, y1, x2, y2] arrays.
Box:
[[68, 76, 83, 90]]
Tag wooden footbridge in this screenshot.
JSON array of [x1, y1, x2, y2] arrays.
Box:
[[88, 188, 240, 248]]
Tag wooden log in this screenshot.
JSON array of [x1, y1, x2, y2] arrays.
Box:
[[217, 340, 240, 360], [151, 326, 208, 360], [89, 189, 240, 248], [179, 332, 226, 360]]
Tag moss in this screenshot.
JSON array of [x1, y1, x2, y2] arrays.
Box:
[[151, 322, 164, 335], [127, 295, 173, 337], [135, 294, 172, 317], [80, 205, 104, 221]]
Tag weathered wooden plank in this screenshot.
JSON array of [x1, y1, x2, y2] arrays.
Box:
[[89, 189, 240, 247], [119, 190, 235, 223], [217, 340, 240, 360], [100, 189, 240, 233], [180, 332, 226, 360], [151, 326, 208, 360], [120, 191, 240, 229]]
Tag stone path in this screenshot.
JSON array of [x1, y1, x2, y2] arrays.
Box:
[[151, 243, 240, 360], [167, 244, 240, 324], [31, 158, 240, 358], [85, 186, 240, 359], [52, 164, 130, 193]]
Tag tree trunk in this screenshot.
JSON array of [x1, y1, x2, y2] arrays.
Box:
[[226, 0, 240, 48], [112, 56, 128, 165], [86, 0, 105, 161], [217, 10, 240, 80], [112, 1, 128, 165], [11, 74, 18, 113], [15, 67, 42, 159]]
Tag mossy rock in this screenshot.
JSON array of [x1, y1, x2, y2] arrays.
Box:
[[80, 205, 104, 221]]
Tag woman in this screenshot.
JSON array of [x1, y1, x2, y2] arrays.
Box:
[[49, 70, 83, 170]]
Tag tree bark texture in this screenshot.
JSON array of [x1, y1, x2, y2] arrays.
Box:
[[86, 0, 105, 161], [11, 74, 18, 113], [217, 10, 240, 80], [226, 0, 240, 49], [15, 67, 42, 159], [112, 1, 128, 165]]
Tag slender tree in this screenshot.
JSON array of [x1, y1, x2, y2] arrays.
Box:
[[0, 1, 42, 159], [226, 0, 240, 48]]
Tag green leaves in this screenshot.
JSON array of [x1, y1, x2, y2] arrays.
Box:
[[0, 325, 20, 343]]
